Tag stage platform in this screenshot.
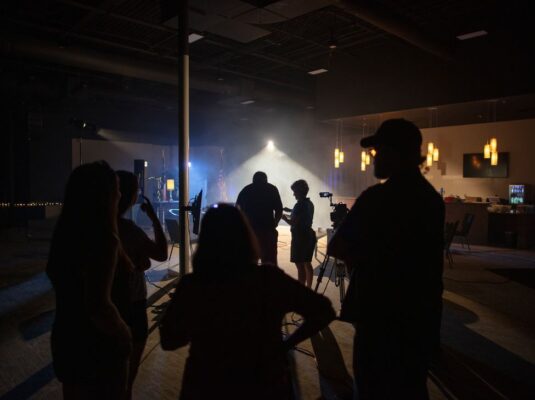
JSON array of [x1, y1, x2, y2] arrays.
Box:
[[1, 226, 535, 399]]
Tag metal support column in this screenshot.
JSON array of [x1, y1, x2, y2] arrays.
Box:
[[178, 0, 190, 276]]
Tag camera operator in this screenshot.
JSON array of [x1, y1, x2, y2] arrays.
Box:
[[328, 119, 444, 400]]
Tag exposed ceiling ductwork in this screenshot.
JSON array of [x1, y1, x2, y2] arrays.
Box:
[[333, 0, 454, 60], [0, 34, 312, 108]]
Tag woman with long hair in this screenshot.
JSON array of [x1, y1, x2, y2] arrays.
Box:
[[115, 170, 168, 399], [160, 204, 335, 400], [47, 161, 132, 399]]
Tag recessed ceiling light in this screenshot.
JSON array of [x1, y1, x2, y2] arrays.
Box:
[[188, 33, 204, 43], [308, 68, 328, 75], [240, 99, 255, 105], [456, 30, 488, 40]]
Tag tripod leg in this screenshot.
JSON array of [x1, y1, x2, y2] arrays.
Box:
[[314, 255, 330, 292], [335, 259, 346, 304]]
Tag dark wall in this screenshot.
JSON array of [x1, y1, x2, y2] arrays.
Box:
[[315, 24, 535, 120]]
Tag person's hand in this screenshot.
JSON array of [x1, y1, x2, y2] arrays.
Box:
[[140, 195, 158, 221]]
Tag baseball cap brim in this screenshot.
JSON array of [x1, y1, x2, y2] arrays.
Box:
[[360, 135, 379, 148]]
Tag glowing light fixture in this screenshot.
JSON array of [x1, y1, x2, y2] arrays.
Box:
[[240, 99, 255, 105], [166, 179, 175, 191], [188, 162, 191, 168], [267, 140, 275, 151], [334, 148, 340, 168], [426, 153, 433, 167], [425, 138, 439, 166], [484, 143, 491, 159], [361, 161, 366, 171], [484, 101, 499, 165], [365, 153, 371, 165], [490, 138, 498, 153], [308, 68, 328, 75], [491, 150, 498, 166], [144, 161, 148, 167], [370, 149, 376, 157], [334, 120, 345, 168]]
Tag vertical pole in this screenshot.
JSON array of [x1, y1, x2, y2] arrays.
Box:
[[178, 0, 190, 276]]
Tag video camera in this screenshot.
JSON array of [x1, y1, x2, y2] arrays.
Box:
[[319, 192, 349, 229]]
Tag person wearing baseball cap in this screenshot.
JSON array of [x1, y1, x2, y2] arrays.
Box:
[[328, 119, 445, 400]]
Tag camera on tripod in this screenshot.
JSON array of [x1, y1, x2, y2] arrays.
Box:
[[319, 192, 349, 230], [316, 192, 350, 304]]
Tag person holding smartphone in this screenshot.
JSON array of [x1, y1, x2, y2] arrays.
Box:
[[116, 170, 168, 399]]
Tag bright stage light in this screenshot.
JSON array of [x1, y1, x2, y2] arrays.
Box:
[[267, 140, 275, 151], [188, 162, 192, 168]]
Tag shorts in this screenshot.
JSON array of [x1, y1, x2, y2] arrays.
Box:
[[290, 229, 316, 263]]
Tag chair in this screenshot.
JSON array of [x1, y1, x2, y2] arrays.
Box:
[[444, 220, 459, 268], [165, 219, 180, 260], [454, 213, 475, 251]]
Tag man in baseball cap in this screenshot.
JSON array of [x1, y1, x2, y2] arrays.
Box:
[[328, 119, 445, 400], [361, 118, 425, 179]]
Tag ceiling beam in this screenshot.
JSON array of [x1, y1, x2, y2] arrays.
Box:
[[334, 0, 454, 60]]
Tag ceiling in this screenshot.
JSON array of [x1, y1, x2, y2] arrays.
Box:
[[1, 0, 533, 121]]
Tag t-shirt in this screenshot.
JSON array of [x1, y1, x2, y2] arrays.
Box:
[[118, 218, 152, 302], [334, 170, 445, 327], [236, 182, 283, 231], [290, 198, 314, 233]]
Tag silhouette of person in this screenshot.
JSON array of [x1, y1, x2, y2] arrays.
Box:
[[282, 179, 316, 288], [46, 161, 132, 399], [236, 171, 283, 264], [159, 204, 335, 400], [115, 170, 168, 400], [328, 119, 445, 400]]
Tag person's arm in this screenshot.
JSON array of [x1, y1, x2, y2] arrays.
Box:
[[281, 206, 301, 227], [271, 268, 335, 350], [273, 188, 283, 226], [281, 213, 293, 225], [160, 276, 193, 350], [139, 196, 168, 261], [83, 236, 132, 356]]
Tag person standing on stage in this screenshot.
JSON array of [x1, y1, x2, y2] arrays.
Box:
[[328, 119, 444, 400], [282, 179, 316, 288], [236, 171, 283, 265]]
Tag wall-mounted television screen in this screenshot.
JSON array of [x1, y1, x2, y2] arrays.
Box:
[[463, 152, 509, 178]]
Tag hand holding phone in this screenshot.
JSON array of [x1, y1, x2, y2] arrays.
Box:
[[140, 195, 157, 220]]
